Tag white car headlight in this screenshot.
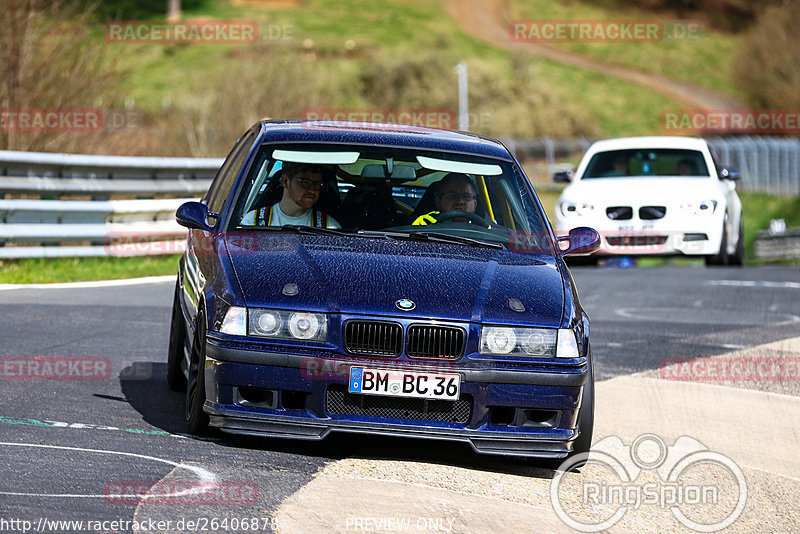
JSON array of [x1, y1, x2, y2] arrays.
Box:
[[559, 201, 594, 217], [480, 326, 557, 356], [680, 199, 718, 216], [249, 309, 327, 342]]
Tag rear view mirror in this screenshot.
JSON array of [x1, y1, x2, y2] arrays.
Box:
[[360, 164, 417, 180], [552, 170, 573, 183], [557, 227, 601, 256], [176, 201, 216, 232], [719, 166, 740, 181]]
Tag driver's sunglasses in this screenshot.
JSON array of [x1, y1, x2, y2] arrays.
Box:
[[441, 192, 477, 202], [293, 177, 324, 191]]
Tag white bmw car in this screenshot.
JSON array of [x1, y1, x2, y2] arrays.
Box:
[[554, 137, 744, 266]]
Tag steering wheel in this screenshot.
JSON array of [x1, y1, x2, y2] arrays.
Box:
[[435, 210, 491, 227]]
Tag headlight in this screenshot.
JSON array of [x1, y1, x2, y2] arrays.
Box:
[[556, 328, 579, 358], [287, 312, 323, 340], [220, 306, 247, 336], [249, 308, 327, 342], [680, 199, 717, 215], [559, 201, 594, 218], [480, 327, 557, 356]]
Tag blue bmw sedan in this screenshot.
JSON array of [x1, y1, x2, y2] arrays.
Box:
[[168, 120, 600, 461]]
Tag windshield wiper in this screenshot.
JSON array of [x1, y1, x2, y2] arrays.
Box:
[[280, 225, 350, 237], [407, 231, 503, 249]]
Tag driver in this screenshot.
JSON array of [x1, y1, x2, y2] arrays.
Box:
[[413, 173, 477, 225]]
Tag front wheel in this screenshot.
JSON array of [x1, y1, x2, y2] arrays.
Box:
[[185, 309, 210, 435], [167, 280, 187, 391], [729, 218, 745, 266], [705, 221, 729, 266], [564, 357, 595, 470]]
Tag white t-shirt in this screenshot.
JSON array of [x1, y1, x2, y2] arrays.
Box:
[[242, 203, 341, 228]]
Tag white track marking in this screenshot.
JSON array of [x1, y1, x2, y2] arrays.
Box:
[[0, 275, 174, 291], [0, 442, 216, 498], [707, 280, 800, 289]]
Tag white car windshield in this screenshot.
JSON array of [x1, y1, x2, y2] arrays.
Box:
[[582, 149, 710, 179]]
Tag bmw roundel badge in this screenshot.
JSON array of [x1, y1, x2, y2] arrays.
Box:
[[395, 298, 416, 311]]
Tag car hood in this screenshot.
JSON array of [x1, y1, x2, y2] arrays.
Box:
[[226, 234, 564, 326], [565, 177, 722, 205]]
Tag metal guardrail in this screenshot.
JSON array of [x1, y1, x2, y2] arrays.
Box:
[[754, 227, 800, 261], [507, 136, 800, 198], [706, 137, 800, 197], [0, 150, 223, 258], [1, 137, 798, 258]]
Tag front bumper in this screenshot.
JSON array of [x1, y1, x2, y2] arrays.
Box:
[[556, 217, 723, 256], [202, 340, 589, 458]]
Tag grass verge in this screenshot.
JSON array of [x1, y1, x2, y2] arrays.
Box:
[[0, 255, 180, 284], [508, 0, 743, 101], [0, 192, 793, 284]]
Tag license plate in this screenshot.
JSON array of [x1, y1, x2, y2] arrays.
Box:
[[348, 367, 460, 401]]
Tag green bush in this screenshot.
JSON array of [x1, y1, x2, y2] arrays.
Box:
[[732, 1, 800, 109]]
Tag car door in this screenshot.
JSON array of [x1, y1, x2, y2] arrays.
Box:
[[183, 130, 256, 326]]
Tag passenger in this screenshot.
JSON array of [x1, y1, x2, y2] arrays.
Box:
[[677, 158, 698, 176], [242, 163, 341, 228], [412, 173, 477, 225], [602, 154, 630, 177]]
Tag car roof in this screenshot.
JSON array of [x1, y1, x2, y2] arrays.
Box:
[[254, 120, 514, 161], [587, 136, 709, 152]]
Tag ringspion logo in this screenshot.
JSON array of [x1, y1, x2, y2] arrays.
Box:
[[551, 434, 747, 532]]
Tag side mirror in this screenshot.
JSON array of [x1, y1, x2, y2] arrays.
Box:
[[719, 166, 740, 181], [176, 201, 216, 232], [558, 227, 601, 256], [552, 170, 573, 183]]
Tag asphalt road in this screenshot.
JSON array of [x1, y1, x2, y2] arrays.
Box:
[[0, 265, 798, 533]]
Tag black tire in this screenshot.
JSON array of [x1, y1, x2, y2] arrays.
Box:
[[167, 281, 187, 391], [729, 218, 745, 266], [705, 220, 729, 266], [185, 308, 210, 435], [571, 360, 594, 458], [531, 354, 594, 471]]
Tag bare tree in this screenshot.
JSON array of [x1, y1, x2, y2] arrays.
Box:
[[0, 0, 123, 152]]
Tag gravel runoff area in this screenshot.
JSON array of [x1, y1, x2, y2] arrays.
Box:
[[274, 337, 800, 533], [639, 336, 800, 397]]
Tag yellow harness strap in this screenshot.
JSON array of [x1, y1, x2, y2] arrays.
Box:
[[412, 211, 439, 225]]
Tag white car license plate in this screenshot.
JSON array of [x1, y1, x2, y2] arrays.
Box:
[[348, 367, 460, 401]]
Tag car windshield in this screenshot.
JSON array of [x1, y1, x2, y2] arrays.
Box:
[[229, 143, 553, 254], [582, 148, 710, 179]]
